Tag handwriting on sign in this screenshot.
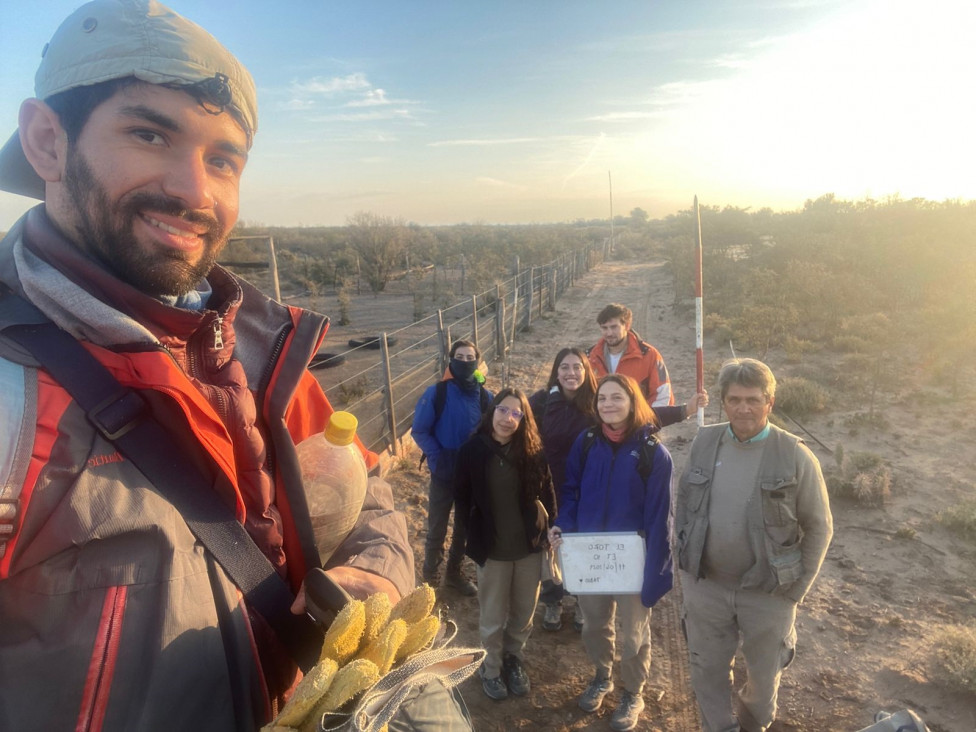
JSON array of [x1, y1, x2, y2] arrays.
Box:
[[558, 533, 646, 594]]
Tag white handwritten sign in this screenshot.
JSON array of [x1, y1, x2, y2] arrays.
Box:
[[557, 532, 645, 594]]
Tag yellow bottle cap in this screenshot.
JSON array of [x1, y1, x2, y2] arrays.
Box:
[[325, 411, 358, 446]]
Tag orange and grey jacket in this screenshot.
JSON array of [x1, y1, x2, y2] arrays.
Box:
[[0, 208, 412, 731], [588, 330, 674, 407]]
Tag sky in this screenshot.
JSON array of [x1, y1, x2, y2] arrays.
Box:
[[1, 0, 973, 229]]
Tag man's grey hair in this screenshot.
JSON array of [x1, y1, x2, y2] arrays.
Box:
[[717, 358, 777, 402]]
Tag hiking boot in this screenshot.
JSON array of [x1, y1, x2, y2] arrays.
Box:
[[542, 603, 562, 631], [503, 654, 531, 696], [610, 691, 645, 731], [479, 663, 508, 700], [578, 675, 614, 712], [573, 602, 584, 632], [421, 569, 440, 586], [445, 569, 477, 596]]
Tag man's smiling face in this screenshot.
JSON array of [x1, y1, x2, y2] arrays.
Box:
[[59, 82, 247, 296]]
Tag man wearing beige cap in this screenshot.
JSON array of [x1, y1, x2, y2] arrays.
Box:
[[0, 2, 473, 730]]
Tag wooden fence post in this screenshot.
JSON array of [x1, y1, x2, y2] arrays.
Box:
[[380, 333, 399, 456], [510, 282, 519, 348], [437, 309, 448, 373], [549, 266, 557, 310], [527, 267, 535, 325], [267, 236, 281, 303], [471, 294, 479, 348], [495, 284, 506, 363]]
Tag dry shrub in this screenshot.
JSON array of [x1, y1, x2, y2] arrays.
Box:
[[337, 376, 369, 405], [932, 624, 976, 695], [703, 313, 734, 343], [828, 450, 891, 506], [775, 377, 829, 418], [784, 336, 816, 363], [936, 499, 976, 542], [832, 334, 870, 353]]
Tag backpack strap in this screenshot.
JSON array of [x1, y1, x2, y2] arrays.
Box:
[[0, 292, 322, 671], [479, 385, 491, 412], [432, 379, 449, 422], [578, 428, 657, 484], [637, 433, 659, 484]]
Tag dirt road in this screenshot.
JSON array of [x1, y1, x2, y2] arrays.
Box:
[[384, 258, 976, 731]]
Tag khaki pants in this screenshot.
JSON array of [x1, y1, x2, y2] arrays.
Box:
[[680, 571, 797, 732], [475, 554, 542, 678], [578, 593, 652, 694]]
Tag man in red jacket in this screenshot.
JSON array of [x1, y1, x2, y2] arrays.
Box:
[[588, 303, 674, 407], [0, 2, 472, 730]]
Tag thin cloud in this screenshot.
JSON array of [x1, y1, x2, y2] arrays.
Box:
[[291, 73, 371, 96], [346, 89, 391, 107], [563, 134, 606, 186], [428, 137, 541, 148], [310, 109, 416, 122], [585, 111, 665, 123], [476, 177, 528, 191]]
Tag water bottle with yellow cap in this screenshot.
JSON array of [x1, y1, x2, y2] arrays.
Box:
[[296, 411, 369, 564]]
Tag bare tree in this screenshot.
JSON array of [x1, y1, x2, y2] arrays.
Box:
[[346, 211, 409, 294]]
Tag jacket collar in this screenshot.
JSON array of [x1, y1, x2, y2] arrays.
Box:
[[14, 205, 242, 352]]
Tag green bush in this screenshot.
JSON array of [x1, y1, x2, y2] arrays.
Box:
[[775, 377, 829, 417], [932, 624, 976, 694], [937, 500, 976, 542]]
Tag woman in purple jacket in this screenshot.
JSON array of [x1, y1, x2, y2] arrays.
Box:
[[549, 374, 674, 732], [529, 348, 699, 632]]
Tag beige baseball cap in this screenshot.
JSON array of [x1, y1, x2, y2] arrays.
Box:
[[0, 0, 258, 200]]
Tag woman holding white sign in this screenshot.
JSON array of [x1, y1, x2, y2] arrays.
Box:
[[455, 388, 557, 702], [530, 347, 699, 632], [549, 374, 673, 732]]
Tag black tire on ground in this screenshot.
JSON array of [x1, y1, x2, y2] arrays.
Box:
[[347, 335, 399, 350], [309, 352, 346, 369]]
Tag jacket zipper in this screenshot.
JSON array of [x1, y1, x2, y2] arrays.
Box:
[[76, 585, 127, 732]]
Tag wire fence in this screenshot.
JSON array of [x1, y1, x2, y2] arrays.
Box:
[[316, 240, 609, 455]]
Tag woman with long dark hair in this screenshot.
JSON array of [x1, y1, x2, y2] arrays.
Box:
[[455, 387, 557, 701], [549, 374, 673, 732], [530, 347, 702, 632]]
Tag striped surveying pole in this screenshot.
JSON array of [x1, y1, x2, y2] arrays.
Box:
[[694, 196, 705, 427]]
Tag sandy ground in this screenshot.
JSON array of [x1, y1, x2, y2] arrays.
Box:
[[379, 259, 976, 732]]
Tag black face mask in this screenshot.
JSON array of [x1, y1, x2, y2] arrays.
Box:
[[450, 358, 478, 382]]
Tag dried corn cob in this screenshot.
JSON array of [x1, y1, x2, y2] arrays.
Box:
[[362, 591, 392, 644], [298, 658, 380, 732], [357, 618, 407, 675], [273, 658, 338, 728], [389, 584, 435, 626], [395, 615, 440, 663], [319, 599, 365, 665]]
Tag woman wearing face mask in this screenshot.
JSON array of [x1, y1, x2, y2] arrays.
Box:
[[549, 374, 673, 732], [529, 348, 699, 632], [412, 340, 492, 595], [454, 388, 556, 702]]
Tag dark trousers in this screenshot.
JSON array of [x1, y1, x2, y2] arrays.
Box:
[[423, 474, 468, 576]]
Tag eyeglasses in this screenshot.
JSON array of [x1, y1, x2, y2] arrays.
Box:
[[495, 405, 524, 420]]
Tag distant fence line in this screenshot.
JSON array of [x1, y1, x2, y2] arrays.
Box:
[[324, 240, 610, 456]]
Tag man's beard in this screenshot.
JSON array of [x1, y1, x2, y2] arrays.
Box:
[[64, 149, 226, 297]]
